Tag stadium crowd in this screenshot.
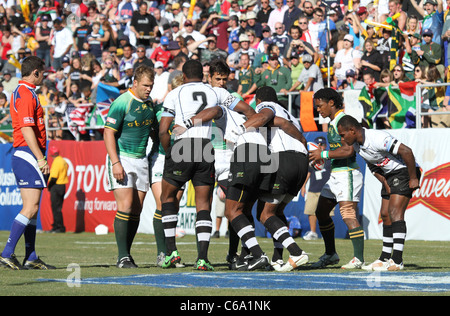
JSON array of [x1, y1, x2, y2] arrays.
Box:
[[1, 0, 450, 141]]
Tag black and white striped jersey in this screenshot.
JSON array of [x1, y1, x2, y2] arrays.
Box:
[[162, 82, 239, 140], [255, 101, 307, 155]]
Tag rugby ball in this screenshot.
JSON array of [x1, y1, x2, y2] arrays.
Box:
[[176, 227, 186, 238], [307, 142, 325, 171]]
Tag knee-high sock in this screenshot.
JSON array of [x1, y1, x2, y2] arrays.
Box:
[[231, 214, 263, 258], [114, 211, 140, 260], [161, 202, 178, 254], [153, 209, 166, 254], [379, 225, 393, 261], [196, 210, 212, 260], [391, 220, 406, 264], [1, 214, 30, 258], [264, 215, 303, 257], [349, 226, 364, 262], [24, 218, 38, 261], [318, 217, 336, 255]]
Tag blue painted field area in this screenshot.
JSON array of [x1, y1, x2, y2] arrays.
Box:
[[41, 272, 450, 292]]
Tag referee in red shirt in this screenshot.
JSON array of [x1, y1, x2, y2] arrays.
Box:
[[0, 56, 55, 270]]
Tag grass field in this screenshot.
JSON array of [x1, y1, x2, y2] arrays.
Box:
[[1, 231, 449, 296]]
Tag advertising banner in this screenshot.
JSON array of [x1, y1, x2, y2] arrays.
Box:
[[40, 141, 117, 232]]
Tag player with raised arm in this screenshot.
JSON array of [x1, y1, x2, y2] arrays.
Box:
[[308, 88, 365, 269], [104, 65, 158, 268], [0, 56, 54, 270], [337, 115, 421, 271]]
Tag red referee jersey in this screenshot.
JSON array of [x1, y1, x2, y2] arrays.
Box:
[[10, 80, 47, 149]]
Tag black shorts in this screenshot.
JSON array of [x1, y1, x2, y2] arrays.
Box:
[[163, 138, 215, 188], [227, 143, 273, 199], [386, 167, 422, 198], [269, 151, 309, 196]]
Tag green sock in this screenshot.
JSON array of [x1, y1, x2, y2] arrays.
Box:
[[153, 209, 166, 254], [114, 211, 140, 260], [349, 226, 364, 262]]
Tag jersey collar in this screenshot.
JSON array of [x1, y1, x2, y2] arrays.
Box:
[[18, 80, 36, 90]]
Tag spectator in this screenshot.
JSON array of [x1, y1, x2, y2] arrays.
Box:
[[283, 0, 302, 31], [299, 0, 315, 21], [189, 35, 228, 63], [50, 19, 73, 71], [118, 44, 136, 77], [150, 61, 170, 104], [360, 39, 384, 81], [256, 0, 273, 27], [343, 69, 366, 90], [289, 54, 324, 93], [258, 52, 292, 109], [35, 15, 52, 68], [47, 146, 68, 233], [411, 0, 443, 46], [200, 13, 229, 51], [272, 22, 290, 57], [237, 53, 259, 98], [333, 34, 362, 87], [130, 2, 159, 47], [267, 0, 288, 33], [308, 7, 326, 52], [246, 11, 262, 39], [227, 15, 240, 53], [133, 45, 154, 70], [236, 33, 257, 65]]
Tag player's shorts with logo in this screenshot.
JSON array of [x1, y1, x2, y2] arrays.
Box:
[[269, 151, 309, 197], [321, 168, 363, 203], [163, 138, 215, 188], [11, 146, 48, 189], [385, 166, 422, 198], [107, 155, 149, 192], [227, 143, 273, 202], [149, 151, 165, 185]]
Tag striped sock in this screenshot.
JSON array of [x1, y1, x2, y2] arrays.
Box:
[[349, 226, 365, 262], [318, 217, 336, 255], [196, 210, 212, 260], [114, 211, 140, 260], [379, 225, 393, 261], [264, 216, 303, 257], [161, 202, 178, 254], [231, 214, 263, 258], [391, 220, 406, 264]]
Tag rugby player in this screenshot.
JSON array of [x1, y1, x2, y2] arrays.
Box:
[[104, 65, 158, 268], [337, 115, 421, 271], [308, 88, 365, 269]]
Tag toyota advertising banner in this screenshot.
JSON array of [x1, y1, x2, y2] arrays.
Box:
[[39, 140, 117, 232]]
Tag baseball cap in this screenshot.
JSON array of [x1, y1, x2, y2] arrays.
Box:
[[48, 146, 59, 156], [357, 6, 367, 15], [269, 53, 278, 60], [422, 28, 433, 36], [302, 54, 313, 63], [160, 36, 169, 45], [184, 20, 193, 27], [62, 56, 70, 63], [314, 136, 327, 145], [239, 34, 250, 42], [345, 69, 356, 77], [154, 61, 164, 69], [41, 15, 50, 21], [344, 34, 354, 42], [172, 3, 180, 10], [424, 0, 437, 5], [290, 51, 300, 59]]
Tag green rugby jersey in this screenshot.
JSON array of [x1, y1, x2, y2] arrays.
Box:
[[328, 110, 359, 171], [105, 90, 157, 158]]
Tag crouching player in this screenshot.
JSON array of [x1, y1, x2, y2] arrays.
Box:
[[337, 115, 421, 271]]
